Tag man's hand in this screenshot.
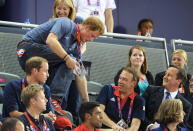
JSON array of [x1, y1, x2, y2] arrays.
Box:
[[43, 111, 56, 123], [112, 124, 126, 131], [66, 57, 80, 73], [148, 125, 157, 131]]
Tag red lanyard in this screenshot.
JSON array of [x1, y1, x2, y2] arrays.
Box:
[[117, 91, 135, 122], [87, 0, 100, 6], [76, 24, 81, 59], [24, 112, 47, 131], [22, 79, 25, 89], [164, 128, 168, 131]]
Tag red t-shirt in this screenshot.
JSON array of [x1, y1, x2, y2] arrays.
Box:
[[73, 124, 102, 131]]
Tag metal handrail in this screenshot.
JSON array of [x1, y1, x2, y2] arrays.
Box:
[[0, 20, 169, 66], [171, 39, 193, 51], [0, 20, 165, 41]]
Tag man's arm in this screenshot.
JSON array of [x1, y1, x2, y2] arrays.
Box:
[[127, 118, 141, 131], [9, 111, 23, 118], [105, 8, 114, 33], [100, 104, 125, 130], [46, 32, 79, 72], [75, 76, 89, 102]]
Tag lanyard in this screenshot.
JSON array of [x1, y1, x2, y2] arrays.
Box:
[[139, 75, 149, 86], [76, 24, 81, 59], [24, 112, 47, 131], [117, 91, 135, 122], [87, 0, 100, 6], [22, 78, 25, 89]]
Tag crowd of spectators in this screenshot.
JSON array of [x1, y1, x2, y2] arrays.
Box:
[[0, 0, 193, 131]]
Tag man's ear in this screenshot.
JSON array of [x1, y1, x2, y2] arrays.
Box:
[[31, 68, 38, 73], [132, 80, 137, 88], [85, 25, 90, 31], [85, 113, 91, 121], [30, 98, 36, 106], [177, 79, 182, 85]]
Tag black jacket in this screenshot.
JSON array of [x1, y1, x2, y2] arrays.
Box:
[[142, 86, 192, 130], [155, 71, 192, 96]]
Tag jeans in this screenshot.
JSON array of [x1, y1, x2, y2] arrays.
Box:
[[17, 42, 73, 102]]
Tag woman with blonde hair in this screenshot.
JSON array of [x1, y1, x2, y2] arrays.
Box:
[[114, 45, 154, 96], [50, 0, 76, 20], [152, 99, 188, 131], [155, 49, 191, 95]]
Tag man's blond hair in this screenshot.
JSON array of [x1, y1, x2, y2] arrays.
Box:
[[82, 16, 105, 35]]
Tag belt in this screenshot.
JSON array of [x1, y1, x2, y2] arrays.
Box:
[[17, 41, 28, 48]]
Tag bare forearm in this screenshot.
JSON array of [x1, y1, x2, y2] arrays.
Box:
[[127, 118, 141, 131], [75, 76, 89, 102], [46, 33, 68, 59], [102, 111, 117, 128], [105, 8, 114, 33], [9, 110, 24, 118]]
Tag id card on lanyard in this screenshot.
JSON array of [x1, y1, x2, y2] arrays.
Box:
[[117, 91, 135, 124]]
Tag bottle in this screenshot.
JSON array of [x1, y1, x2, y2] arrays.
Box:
[[145, 29, 151, 42], [22, 18, 31, 30], [136, 31, 143, 42], [145, 29, 151, 37], [69, 54, 81, 76]]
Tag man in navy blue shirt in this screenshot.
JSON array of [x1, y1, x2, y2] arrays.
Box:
[[18, 84, 55, 131], [97, 67, 145, 131], [17, 17, 105, 117], [3, 57, 56, 121]]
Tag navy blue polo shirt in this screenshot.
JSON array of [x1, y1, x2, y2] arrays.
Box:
[[96, 85, 145, 126], [18, 112, 55, 131], [3, 78, 54, 118]]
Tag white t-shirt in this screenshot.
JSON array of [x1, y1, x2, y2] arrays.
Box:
[[73, 0, 116, 25]]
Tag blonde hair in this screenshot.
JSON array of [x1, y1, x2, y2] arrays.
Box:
[[82, 16, 105, 35], [21, 84, 44, 108], [51, 0, 76, 21], [128, 45, 148, 74], [154, 99, 184, 125], [172, 49, 187, 62]]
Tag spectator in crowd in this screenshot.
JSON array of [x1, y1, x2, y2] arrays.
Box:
[[183, 75, 193, 130], [2, 56, 73, 130], [114, 45, 154, 96], [49, 0, 87, 125], [3, 57, 55, 121], [18, 84, 55, 131], [137, 18, 154, 36], [1, 118, 24, 131], [152, 99, 188, 131], [16, 16, 104, 118], [97, 67, 145, 131], [50, 0, 76, 21], [73, 102, 103, 131], [73, 0, 116, 33], [142, 65, 192, 131], [155, 49, 191, 96]]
